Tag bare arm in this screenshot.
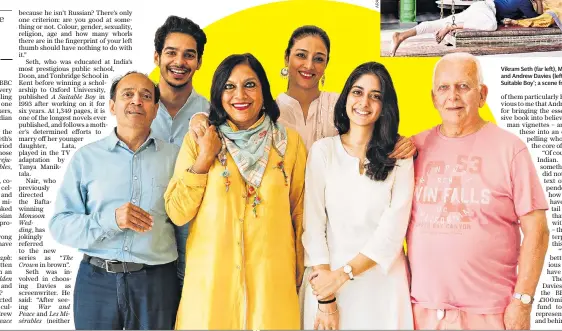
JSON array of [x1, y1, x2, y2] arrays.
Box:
[[504, 209, 549, 330], [514, 209, 549, 297]]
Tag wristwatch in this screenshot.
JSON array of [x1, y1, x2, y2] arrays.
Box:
[[343, 265, 354, 280], [513, 293, 534, 304]]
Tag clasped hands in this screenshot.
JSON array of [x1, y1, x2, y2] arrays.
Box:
[[309, 269, 349, 330], [309, 269, 348, 300]]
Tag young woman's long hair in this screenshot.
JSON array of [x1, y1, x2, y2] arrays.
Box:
[[334, 62, 400, 181]]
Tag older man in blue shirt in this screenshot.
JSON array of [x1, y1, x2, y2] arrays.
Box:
[[49, 72, 180, 330]]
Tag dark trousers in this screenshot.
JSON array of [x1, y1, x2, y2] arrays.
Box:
[[73, 260, 180, 330]]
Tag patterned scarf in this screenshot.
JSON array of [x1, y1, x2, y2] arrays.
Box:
[[218, 115, 287, 188]]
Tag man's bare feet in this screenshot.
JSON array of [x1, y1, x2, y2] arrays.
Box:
[[390, 32, 403, 57], [435, 26, 452, 44], [503, 18, 516, 26]]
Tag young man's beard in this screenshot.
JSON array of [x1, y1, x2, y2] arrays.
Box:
[[166, 79, 190, 89], [162, 71, 192, 90]]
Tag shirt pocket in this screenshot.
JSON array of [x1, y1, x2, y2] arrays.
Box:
[[149, 178, 169, 217]]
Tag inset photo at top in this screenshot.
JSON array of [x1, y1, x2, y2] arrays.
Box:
[[380, 0, 562, 57]]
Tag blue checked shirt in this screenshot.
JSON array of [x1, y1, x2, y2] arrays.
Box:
[[151, 88, 210, 147], [49, 129, 180, 266]]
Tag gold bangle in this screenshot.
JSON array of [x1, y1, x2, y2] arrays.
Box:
[[317, 304, 338, 315]]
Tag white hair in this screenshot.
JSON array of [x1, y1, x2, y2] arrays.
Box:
[[432, 52, 484, 89]]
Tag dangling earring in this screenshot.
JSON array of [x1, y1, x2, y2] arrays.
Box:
[[321, 75, 326, 86], [280, 67, 289, 79]]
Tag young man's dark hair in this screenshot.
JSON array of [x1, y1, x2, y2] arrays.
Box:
[[154, 15, 207, 60]]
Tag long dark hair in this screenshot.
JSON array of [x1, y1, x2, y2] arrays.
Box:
[[209, 53, 280, 126], [334, 62, 400, 181]]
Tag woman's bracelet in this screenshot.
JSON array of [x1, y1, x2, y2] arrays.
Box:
[[317, 304, 338, 315], [318, 297, 336, 304]]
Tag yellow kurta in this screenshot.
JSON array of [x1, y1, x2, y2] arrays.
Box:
[[512, 0, 562, 27], [165, 126, 306, 330]]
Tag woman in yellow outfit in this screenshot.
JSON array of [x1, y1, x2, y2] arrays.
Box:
[[504, 0, 562, 27], [164, 53, 306, 330]]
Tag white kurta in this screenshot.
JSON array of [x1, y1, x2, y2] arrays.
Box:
[[301, 136, 415, 330], [276, 92, 340, 151]]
